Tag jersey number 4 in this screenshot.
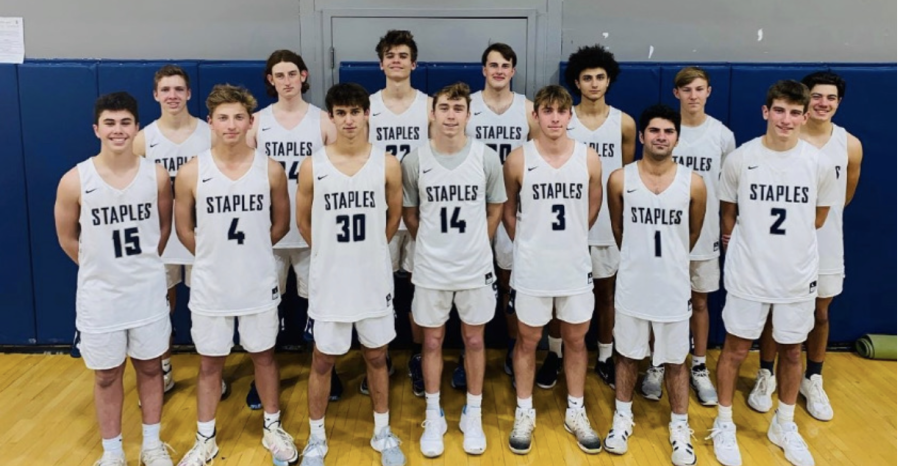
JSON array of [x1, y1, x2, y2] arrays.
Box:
[[112, 227, 141, 258], [440, 207, 467, 233], [228, 218, 246, 244]]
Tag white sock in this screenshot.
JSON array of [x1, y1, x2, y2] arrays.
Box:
[[692, 355, 706, 367], [517, 396, 533, 410], [777, 401, 795, 425], [102, 434, 124, 455], [309, 417, 326, 440], [615, 399, 633, 417], [142, 423, 161, 450], [548, 337, 563, 358], [373, 411, 390, 435], [567, 395, 584, 409], [467, 392, 482, 409], [198, 419, 216, 438], [425, 392, 441, 418], [161, 358, 172, 372], [264, 410, 281, 429], [671, 412, 688, 424], [717, 404, 733, 423], [598, 343, 613, 362]]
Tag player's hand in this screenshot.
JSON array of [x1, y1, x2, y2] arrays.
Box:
[[721, 234, 731, 250]]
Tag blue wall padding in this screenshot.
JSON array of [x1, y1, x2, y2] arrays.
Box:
[[426, 64, 485, 95], [659, 65, 732, 125], [0, 65, 37, 344], [197, 62, 275, 118], [18, 62, 99, 344], [98, 61, 201, 126]]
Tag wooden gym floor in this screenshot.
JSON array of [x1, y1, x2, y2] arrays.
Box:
[[0, 349, 894, 465]]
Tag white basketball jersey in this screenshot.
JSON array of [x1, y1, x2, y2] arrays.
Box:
[[673, 116, 733, 260], [76, 157, 168, 332], [567, 106, 623, 246], [368, 90, 429, 161], [511, 141, 593, 296], [616, 163, 693, 322], [256, 104, 325, 249], [189, 150, 280, 316], [308, 146, 393, 322], [465, 91, 530, 164], [412, 141, 495, 290], [720, 138, 838, 303], [815, 125, 848, 275], [144, 119, 211, 264]]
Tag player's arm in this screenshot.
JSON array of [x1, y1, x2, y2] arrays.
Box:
[[400, 153, 420, 240], [718, 149, 740, 251], [607, 168, 625, 250], [621, 112, 637, 165], [385, 153, 403, 242], [688, 172, 707, 252], [720, 201, 737, 251], [296, 157, 314, 247], [245, 111, 261, 149], [845, 133, 864, 206], [155, 164, 173, 256], [54, 168, 81, 264], [268, 158, 291, 244], [321, 111, 338, 145], [484, 146, 507, 238], [174, 158, 198, 255], [502, 147, 524, 240], [133, 129, 146, 157], [525, 99, 540, 140], [586, 147, 604, 228]]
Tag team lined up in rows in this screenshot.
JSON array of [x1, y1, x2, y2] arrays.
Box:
[[55, 29, 862, 466]]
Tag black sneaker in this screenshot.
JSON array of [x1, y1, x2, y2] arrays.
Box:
[[408, 353, 425, 397], [360, 353, 395, 395], [535, 352, 561, 389], [329, 367, 343, 401], [246, 381, 262, 410], [594, 357, 616, 389], [451, 353, 467, 390]]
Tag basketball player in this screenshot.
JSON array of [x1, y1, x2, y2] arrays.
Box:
[[368, 29, 432, 397], [647, 66, 735, 406], [134, 64, 212, 396], [244, 49, 338, 408], [503, 85, 604, 454], [749, 71, 863, 422], [710, 81, 839, 466], [297, 82, 406, 466], [173, 85, 298, 466], [545, 44, 635, 390], [405, 82, 505, 457], [55, 92, 174, 466], [466, 42, 537, 381], [604, 104, 706, 466]]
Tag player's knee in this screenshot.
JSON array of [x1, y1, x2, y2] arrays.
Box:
[[779, 344, 803, 364], [250, 349, 276, 367], [723, 344, 750, 365], [133, 360, 162, 379], [517, 331, 541, 352], [692, 298, 709, 315], [422, 332, 444, 354], [94, 367, 122, 389], [362, 347, 388, 369], [462, 333, 485, 352], [814, 307, 829, 327]]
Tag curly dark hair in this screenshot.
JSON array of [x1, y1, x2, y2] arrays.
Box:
[[564, 45, 621, 96]]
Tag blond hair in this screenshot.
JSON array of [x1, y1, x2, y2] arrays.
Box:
[[205, 84, 257, 116], [533, 85, 573, 112]]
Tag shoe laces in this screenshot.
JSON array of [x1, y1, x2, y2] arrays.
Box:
[[806, 376, 830, 404], [142, 443, 176, 462], [647, 365, 665, 383], [567, 409, 596, 439], [265, 422, 296, 450], [375, 427, 403, 450], [692, 368, 715, 390], [611, 411, 635, 435], [752, 370, 773, 393], [302, 436, 328, 458], [779, 422, 810, 451], [94, 452, 125, 466], [511, 409, 536, 438], [705, 422, 737, 449], [420, 417, 445, 440], [670, 422, 695, 445]]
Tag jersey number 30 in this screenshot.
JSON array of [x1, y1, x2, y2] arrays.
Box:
[[337, 214, 366, 242]]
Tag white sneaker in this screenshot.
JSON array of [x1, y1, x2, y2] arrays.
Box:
[[603, 410, 634, 455], [163, 365, 175, 393], [177, 432, 218, 466], [747, 369, 776, 413], [641, 365, 665, 401], [94, 451, 126, 466], [800, 375, 834, 421], [564, 407, 602, 454], [690, 365, 718, 406], [669, 421, 696, 466], [300, 435, 328, 466], [459, 406, 486, 455], [706, 418, 741, 466], [263, 422, 299, 465], [508, 407, 536, 454], [768, 416, 815, 466], [141, 443, 175, 466], [419, 410, 447, 458], [371, 427, 406, 466]]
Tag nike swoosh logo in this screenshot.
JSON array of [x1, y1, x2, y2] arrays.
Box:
[[261, 127, 272, 131], [317, 175, 328, 180], [202, 177, 213, 183], [84, 188, 97, 194], [473, 111, 483, 116], [423, 168, 433, 174], [626, 189, 637, 193], [566, 127, 575, 131], [748, 166, 759, 170], [372, 112, 382, 117], [149, 143, 159, 148], [527, 166, 539, 172]]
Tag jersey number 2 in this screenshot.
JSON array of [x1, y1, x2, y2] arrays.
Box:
[[770, 208, 787, 235], [112, 227, 141, 258]]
